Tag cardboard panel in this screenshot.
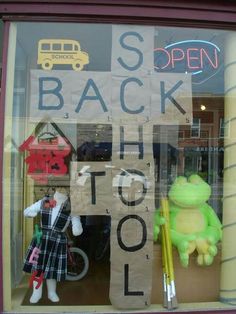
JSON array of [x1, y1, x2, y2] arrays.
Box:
[[30, 70, 112, 123], [110, 211, 154, 309], [111, 25, 154, 76], [70, 161, 113, 215]]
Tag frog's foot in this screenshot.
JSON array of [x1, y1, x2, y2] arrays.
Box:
[[187, 241, 196, 255], [175, 237, 196, 267], [208, 244, 218, 257], [196, 238, 218, 265], [197, 253, 214, 266], [179, 252, 189, 267], [178, 236, 196, 252]]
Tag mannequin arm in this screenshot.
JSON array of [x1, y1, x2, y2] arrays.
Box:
[[24, 200, 42, 218], [71, 215, 83, 236]]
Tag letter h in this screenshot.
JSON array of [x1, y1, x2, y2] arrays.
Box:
[[120, 125, 143, 159]]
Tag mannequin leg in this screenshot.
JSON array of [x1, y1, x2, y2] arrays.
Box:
[[30, 280, 43, 304], [46, 279, 59, 302]]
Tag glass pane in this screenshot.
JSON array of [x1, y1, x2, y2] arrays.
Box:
[[2, 21, 235, 313]]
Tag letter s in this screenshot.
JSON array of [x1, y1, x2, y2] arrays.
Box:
[[117, 31, 144, 71]]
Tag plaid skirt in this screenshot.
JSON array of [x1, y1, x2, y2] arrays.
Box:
[[23, 229, 68, 281]]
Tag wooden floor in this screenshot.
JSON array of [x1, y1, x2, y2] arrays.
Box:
[[22, 223, 111, 306], [21, 246, 221, 306], [22, 259, 111, 306]]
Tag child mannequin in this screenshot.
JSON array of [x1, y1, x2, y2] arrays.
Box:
[[23, 187, 83, 303]]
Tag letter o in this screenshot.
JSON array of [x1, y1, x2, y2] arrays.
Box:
[[154, 48, 171, 70], [118, 169, 147, 206], [117, 215, 147, 252]]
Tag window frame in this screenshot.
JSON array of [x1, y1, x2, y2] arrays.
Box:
[[1, 2, 236, 314]]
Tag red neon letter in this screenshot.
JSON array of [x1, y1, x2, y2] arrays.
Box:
[[200, 48, 218, 69], [154, 48, 171, 70], [187, 48, 200, 70], [171, 48, 185, 68]]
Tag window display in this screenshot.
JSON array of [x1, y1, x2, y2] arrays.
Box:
[[2, 21, 234, 313]]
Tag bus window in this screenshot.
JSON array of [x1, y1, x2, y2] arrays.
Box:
[[41, 43, 50, 50], [52, 43, 61, 50], [64, 44, 73, 51]]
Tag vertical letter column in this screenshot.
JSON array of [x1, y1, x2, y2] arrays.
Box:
[[109, 124, 155, 309]]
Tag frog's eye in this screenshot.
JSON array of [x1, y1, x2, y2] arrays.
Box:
[[188, 174, 203, 184], [174, 176, 187, 185]]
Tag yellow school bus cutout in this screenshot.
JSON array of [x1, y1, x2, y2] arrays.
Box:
[[37, 39, 89, 71]]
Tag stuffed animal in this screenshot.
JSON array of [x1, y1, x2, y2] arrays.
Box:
[[154, 174, 222, 267]]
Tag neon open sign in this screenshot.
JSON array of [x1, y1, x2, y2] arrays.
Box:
[[154, 40, 220, 76]]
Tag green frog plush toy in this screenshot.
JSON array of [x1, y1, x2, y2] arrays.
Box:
[[154, 174, 222, 267]]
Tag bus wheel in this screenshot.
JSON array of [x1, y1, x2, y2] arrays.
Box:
[[72, 61, 84, 71], [42, 59, 53, 70]]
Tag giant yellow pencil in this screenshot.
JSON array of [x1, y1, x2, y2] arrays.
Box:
[[160, 212, 168, 308], [160, 197, 178, 309]]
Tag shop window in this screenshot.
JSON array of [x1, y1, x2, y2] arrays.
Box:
[[2, 21, 234, 314], [219, 117, 229, 138], [191, 117, 201, 138]]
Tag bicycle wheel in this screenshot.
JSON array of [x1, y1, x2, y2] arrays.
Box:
[[66, 247, 89, 281]]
